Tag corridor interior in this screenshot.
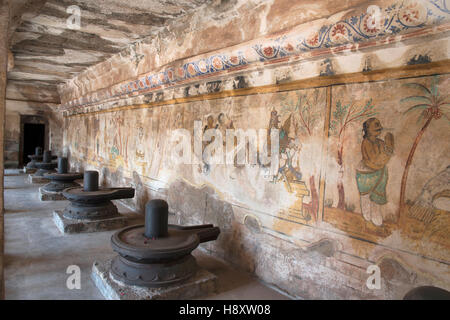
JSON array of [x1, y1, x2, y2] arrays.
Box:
[[0, 0, 449, 300], [3, 168, 289, 300]]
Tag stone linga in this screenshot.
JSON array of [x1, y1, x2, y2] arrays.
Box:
[[42, 157, 83, 193], [26, 146, 43, 169], [27, 147, 57, 170], [34, 150, 57, 176], [109, 199, 221, 287], [62, 170, 135, 220]]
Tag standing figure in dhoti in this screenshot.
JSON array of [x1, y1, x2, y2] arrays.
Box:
[[356, 118, 394, 226]]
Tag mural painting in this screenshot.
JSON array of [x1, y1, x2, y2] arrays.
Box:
[[324, 74, 450, 262], [66, 73, 449, 266], [267, 89, 326, 223], [356, 117, 394, 226]]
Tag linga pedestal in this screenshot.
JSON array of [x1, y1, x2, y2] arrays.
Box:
[[39, 157, 83, 201], [53, 170, 140, 234], [28, 150, 57, 184], [24, 146, 43, 173], [92, 199, 220, 300]]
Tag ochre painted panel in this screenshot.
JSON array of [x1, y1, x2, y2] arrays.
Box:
[[324, 74, 450, 262]]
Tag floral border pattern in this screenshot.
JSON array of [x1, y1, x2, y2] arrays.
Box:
[[62, 0, 450, 110]]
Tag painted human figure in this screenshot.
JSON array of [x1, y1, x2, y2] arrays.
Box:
[[356, 118, 394, 226], [201, 115, 218, 173], [135, 126, 145, 160], [280, 114, 303, 186], [268, 110, 302, 189], [218, 112, 234, 144], [218, 112, 240, 168]]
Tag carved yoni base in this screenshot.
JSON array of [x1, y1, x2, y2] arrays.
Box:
[[28, 174, 50, 184], [39, 188, 67, 201], [52, 210, 142, 234], [110, 254, 198, 288], [35, 169, 55, 177], [62, 200, 119, 220], [42, 180, 80, 193], [23, 167, 37, 174], [26, 158, 41, 170], [91, 259, 217, 300], [26, 161, 37, 169]]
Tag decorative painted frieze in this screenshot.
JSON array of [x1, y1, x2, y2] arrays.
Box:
[[61, 0, 450, 111]]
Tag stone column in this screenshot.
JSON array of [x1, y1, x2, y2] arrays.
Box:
[[0, 0, 9, 300]]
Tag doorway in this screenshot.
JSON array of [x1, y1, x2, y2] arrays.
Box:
[[22, 123, 45, 165], [19, 115, 49, 167]]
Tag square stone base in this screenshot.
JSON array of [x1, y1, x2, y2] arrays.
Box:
[[39, 187, 66, 201], [23, 167, 37, 174], [91, 259, 217, 300], [53, 210, 142, 234], [28, 174, 49, 184]]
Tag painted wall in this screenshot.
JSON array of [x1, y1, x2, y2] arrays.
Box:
[[61, 0, 450, 299], [58, 0, 376, 103]]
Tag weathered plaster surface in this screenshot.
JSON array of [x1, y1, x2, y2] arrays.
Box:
[[58, 0, 380, 103], [59, 0, 450, 109], [64, 73, 450, 298], [4, 100, 63, 168], [7, 0, 214, 104], [60, 0, 450, 299]]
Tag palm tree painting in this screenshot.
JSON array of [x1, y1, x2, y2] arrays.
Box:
[[399, 76, 450, 215], [330, 98, 377, 210]]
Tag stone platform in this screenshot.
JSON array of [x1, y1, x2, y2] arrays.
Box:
[[28, 174, 49, 184], [39, 187, 66, 201], [91, 259, 217, 300], [52, 210, 142, 234]]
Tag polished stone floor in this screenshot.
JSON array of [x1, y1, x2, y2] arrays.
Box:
[[3, 169, 290, 300]]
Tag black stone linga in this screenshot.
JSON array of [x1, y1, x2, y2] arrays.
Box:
[[26, 146, 44, 169], [34, 150, 57, 176], [42, 157, 83, 193], [109, 199, 221, 288], [43, 150, 52, 163], [83, 170, 99, 192], [61, 170, 135, 220], [57, 157, 68, 174], [144, 199, 169, 239]]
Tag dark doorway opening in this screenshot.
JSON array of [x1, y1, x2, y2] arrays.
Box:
[[22, 123, 45, 165], [19, 115, 49, 168]]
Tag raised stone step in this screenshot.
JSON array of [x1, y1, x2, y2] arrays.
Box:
[[39, 187, 67, 201], [91, 259, 217, 300], [52, 210, 142, 234]]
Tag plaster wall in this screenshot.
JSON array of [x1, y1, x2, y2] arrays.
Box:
[[4, 100, 63, 167], [61, 0, 450, 299], [58, 0, 391, 103]]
